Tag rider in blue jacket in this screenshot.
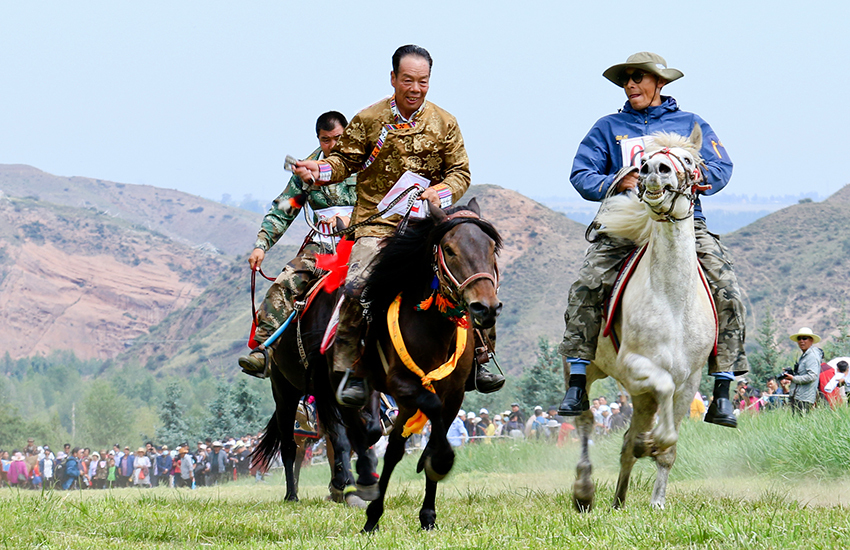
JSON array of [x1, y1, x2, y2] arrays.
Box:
[[558, 52, 748, 427], [570, 96, 732, 220]]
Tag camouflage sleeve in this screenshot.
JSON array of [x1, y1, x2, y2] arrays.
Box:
[[253, 173, 307, 251], [335, 174, 358, 206]]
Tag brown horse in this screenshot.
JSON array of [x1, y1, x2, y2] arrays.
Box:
[[357, 199, 502, 532]]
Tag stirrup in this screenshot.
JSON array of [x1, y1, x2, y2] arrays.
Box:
[[241, 347, 271, 379]]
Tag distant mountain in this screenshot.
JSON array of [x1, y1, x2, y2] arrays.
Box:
[[0, 193, 232, 360], [726, 183, 850, 342], [0, 164, 308, 256]]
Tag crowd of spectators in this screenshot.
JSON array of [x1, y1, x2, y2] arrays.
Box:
[[444, 395, 635, 448], [690, 351, 848, 420], [0, 435, 265, 490], [6, 346, 845, 490]]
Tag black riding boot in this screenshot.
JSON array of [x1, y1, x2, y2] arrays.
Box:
[[468, 363, 505, 393], [558, 373, 589, 416], [704, 377, 737, 428]]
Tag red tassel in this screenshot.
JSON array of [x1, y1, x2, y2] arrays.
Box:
[[315, 237, 354, 292], [288, 194, 307, 209]]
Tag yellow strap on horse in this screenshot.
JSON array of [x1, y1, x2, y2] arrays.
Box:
[[387, 294, 468, 437]]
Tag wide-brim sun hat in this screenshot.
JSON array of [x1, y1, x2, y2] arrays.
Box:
[[603, 52, 684, 87], [789, 327, 821, 343]]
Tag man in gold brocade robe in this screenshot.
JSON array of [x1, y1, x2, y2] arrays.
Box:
[[295, 44, 505, 407]]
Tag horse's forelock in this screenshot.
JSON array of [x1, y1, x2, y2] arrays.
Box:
[[434, 214, 502, 253], [647, 132, 702, 162]]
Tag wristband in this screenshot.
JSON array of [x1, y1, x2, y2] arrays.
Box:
[[433, 183, 453, 208], [317, 163, 332, 182]]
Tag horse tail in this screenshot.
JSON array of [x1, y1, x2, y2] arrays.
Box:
[[597, 193, 651, 245], [251, 413, 284, 472]]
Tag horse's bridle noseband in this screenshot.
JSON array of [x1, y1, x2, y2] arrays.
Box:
[[636, 148, 711, 223], [431, 212, 500, 304]]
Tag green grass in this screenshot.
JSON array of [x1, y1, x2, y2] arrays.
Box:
[[3, 407, 850, 548]]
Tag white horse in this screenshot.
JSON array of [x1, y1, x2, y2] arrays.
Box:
[[572, 124, 716, 511]]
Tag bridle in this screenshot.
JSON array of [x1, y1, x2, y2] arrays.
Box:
[[431, 212, 500, 305], [636, 147, 711, 223]]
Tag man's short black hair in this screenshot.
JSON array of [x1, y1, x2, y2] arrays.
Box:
[[392, 44, 432, 74], [838, 360, 848, 373], [315, 111, 348, 136]]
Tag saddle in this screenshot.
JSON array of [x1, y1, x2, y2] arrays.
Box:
[[603, 243, 718, 355]]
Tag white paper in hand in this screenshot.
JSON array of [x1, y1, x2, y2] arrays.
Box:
[[377, 171, 431, 219]]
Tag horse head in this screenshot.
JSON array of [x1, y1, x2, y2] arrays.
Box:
[[430, 198, 502, 329], [638, 123, 709, 222]]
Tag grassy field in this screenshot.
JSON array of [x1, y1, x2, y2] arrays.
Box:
[[3, 407, 850, 549]]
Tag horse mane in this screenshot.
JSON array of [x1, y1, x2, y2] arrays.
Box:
[[597, 193, 652, 245], [366, 205, 502, 315]]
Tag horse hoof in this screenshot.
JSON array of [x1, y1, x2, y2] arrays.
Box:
[[651, 430, 678, 453], [284, 494, 299, 503], [423, 455, 452, 482], [355, 483, 379, 501], [345, 494, 368, 509], [327, 485, 345, 503], [361, 523, 379, 534], [419, 509, 437, 530], [572, 494, 594, 513]]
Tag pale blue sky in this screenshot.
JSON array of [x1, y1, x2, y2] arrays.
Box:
[[1, 1, 848, 204]]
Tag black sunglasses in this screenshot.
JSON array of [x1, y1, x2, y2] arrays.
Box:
[[618, 70, 648, 87]]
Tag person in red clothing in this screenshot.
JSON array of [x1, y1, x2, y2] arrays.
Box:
[[819, 360, 847, 408]]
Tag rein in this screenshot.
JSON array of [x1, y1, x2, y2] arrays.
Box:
[[302, 185, 423, 238], [637, 148, 711, 223]]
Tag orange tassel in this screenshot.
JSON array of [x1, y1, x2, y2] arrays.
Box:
[[416, 292, 435, 311]]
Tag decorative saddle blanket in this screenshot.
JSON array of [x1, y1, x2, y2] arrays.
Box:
[[602, 244, 718, 355]]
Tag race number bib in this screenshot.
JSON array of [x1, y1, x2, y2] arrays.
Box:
[[620, 136, 655, 168]]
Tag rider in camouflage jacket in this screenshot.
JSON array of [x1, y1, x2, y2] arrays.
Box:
[[239, 111, 356, 377]]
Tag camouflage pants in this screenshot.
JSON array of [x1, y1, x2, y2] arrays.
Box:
[[332, 237, 383, 374], [255, 242, 327, 342], [559, 218, 748, 375]]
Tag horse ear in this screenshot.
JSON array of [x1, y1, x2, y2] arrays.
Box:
[[688, 122, 703, 152], [431, 204, 448, 223], [466, 197, 481, 216]]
